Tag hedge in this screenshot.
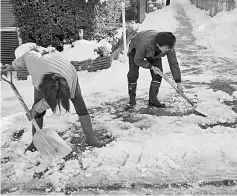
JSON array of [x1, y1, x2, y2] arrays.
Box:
[[10, 0, 138, 50]]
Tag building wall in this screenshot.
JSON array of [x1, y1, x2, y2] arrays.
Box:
[[138, 0, 147, 23], [1, 0, 15, 28], [190, 0, 236, 16], [1, 0, 20, 65]]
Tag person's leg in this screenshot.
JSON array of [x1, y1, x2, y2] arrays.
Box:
[[70, 81, 104, 147], [25, 88, 46, 152], [126, 49, 140, 109], [148, 58, 165, 108]]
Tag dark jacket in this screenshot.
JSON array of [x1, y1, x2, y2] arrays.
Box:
[[128, 30, 181, 83]]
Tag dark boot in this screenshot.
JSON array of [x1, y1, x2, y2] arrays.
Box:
[[149, 81, 165, 108], [80, 114, 105, 148], [125, 82, 137, 110], [25, 117, 43, 152]]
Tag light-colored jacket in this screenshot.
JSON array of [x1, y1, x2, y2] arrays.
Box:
[[12, 51, 78, 98]]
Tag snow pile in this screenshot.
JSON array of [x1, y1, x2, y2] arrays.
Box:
[[98, 39, 112, 53], [139, 3, 179, 32], [61, 40, 99, 61], [61, 39, 112, 62], [179, 0, 237, 58], [197, 89, 234, 102], [197, 100, 237, 123], [232, 90, 237, 98], [194, 89, 237, 123]]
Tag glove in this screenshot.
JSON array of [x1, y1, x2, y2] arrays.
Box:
[[151, 66, 161, 75], [177, 83, 184, 93], [1, 64, 13, 74], [26, 108, 37, 121]]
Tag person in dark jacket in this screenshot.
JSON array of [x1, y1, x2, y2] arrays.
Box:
[[126, 30, 183, 110]]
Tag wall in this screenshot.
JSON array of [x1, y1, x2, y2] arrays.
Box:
[[1, 0, 20, 65], [190, 0, 236, 16], [138, 0, 147, 23]]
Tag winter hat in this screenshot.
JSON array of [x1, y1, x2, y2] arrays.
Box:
[[15, 42, 37, 58]]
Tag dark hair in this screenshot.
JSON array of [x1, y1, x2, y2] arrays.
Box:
[[155, 32, 176, 49], [40, 74, 70, 113]]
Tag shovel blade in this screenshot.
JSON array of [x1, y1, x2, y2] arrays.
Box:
[[192, 106, 208, 117], [33, 128, 72, 163]]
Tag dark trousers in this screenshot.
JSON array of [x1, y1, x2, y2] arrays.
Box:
[[32, 80, 88, 134], [127, 49, 163, 84]]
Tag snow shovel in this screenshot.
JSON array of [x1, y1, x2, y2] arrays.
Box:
[[1, 72, 72, 163], [155, 69, 207, 117]]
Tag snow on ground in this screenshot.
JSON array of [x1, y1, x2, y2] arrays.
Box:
[[1, 0, 237, 193]]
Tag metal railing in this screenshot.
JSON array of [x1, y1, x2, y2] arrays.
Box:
[[190, 0, 236, 16]]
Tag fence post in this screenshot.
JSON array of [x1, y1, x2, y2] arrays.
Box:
[[78, 29, 83, 40]]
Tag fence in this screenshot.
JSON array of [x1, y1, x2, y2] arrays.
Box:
[[190, 0, 236, 16]]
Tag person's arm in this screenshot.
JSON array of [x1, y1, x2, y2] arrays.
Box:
[[26, 99, 50, 120], [32, 98, 50, 113], [167, 48, 184, 93], [134, 47, 152, 69], [1, 54, 27, 73], [1, 64, 14, 73], [11, 54, 27, 70], [1, 56, 26, 75], [167, 48, 181, 83]]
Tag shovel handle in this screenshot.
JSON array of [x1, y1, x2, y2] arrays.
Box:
[[1, 72, 41, 130], [155, 69, 195, 107], [1, 71, 13, 84]]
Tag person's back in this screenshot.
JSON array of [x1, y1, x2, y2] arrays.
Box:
[[1, 43, 106, 152], [129, 30, 158, 54], [12, 50, 78, 98]]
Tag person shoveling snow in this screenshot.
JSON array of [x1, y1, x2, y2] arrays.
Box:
[[125, 30, 206, 117], [125, 30, 183, 110], [1, 43, 105, 158]]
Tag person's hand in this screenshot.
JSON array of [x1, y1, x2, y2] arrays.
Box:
[[177, 83, 184, 93], [151, 66, 161, 75], [26, 108, 37, 121], [1, 64, 13, 74]]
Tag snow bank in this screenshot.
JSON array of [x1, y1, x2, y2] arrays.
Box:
[[139, 3, 179, 32], [179, 0, 237, 59]]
